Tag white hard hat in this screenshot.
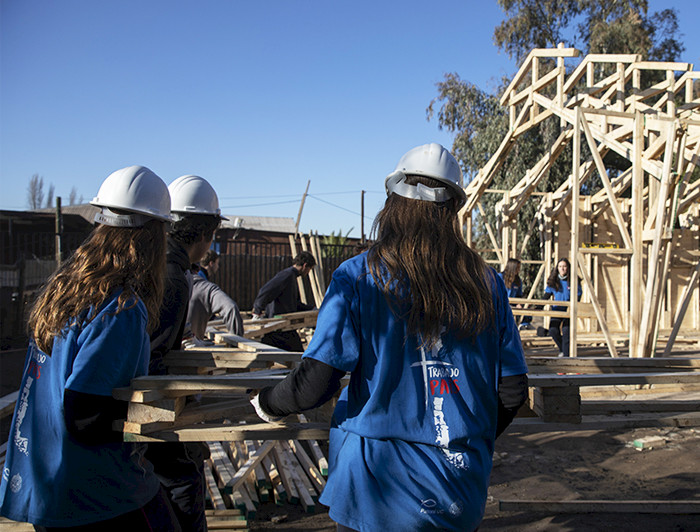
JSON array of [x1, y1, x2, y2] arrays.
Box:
[[168, 175, 227, 220], [385, 143, 466, 209], [91, 165, 172, 227]]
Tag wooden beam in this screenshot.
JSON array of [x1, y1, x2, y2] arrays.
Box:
[[575, 255, 618, 357], [499, 500, 700, 514]]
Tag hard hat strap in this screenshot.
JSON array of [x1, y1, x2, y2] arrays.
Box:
[[386, 171, 453, 203], [94, 209, 152, 227]]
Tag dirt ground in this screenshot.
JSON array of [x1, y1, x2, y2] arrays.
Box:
[[247, 425, 699, 532]]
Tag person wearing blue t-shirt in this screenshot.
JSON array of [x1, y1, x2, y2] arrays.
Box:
[[0, 166, 181, 531], [250, 143, 528, 532], [498, 257, 523, 299], [544, 258, 582, 357]]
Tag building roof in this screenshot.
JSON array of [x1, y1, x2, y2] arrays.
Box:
[[32, 205, 297, 234], [220, 215, 296, 234]]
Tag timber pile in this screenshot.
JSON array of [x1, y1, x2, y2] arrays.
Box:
[[513, 356, 700, 430], [241, 310, 318, 341], [115, 331, 331, 521]]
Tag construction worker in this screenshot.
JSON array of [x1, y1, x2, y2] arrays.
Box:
[[197, 249, 219, 281], [187, 264, 244, 341], [250, 143, 528, 532], [544, 257, 582, 357], [147, 174, 225, 532], [251, 251, 316, 351], [0, 166, 181, 530]]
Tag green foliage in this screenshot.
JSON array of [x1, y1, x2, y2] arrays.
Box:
[[428, 0, 685, 292], [322, 228, 354, 258], [494, 0, 684, 63]]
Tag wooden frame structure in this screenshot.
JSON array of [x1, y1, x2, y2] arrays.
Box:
[[461, 44, 700, 358]]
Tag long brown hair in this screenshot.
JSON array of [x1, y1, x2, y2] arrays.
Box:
[[28, 220, 167, 354], [501, 258, 522, 290], [546, 258, 571, 292], [368, 175, 494, 346]]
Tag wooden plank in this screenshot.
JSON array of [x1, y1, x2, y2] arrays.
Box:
[[299, 414, 329, 475], [287, 439, 326, 492], [582, 400, 700, 415], [279, 440, 316, 512], [208, 442, 237, 493], [122, 398, 254, 434], [204, 460, 228, 510], [499, 499, 700, 514], [576, 254, 618, 357], [507, 411, 700, 432], [261, 451, 287, 503], [123, 421, 329, 442], [528, 371, 700, 388], [526, 356, 700, 373], [0, 391, 19, 419], [128, 371, 289, 392], [227, 440, 276, 494], [530, 386, 581, 423], [273, 445, 299, 504], [126, 396, 186, 423]]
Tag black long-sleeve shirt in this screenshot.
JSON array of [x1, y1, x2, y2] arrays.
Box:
[[258, 358, 528, 439], [253, 266, 314, 317], [149, 238, 191, 374]]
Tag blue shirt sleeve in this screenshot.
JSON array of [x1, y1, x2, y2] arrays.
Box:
[[303, 264, 360, 373], [67, 299, 150, 396]]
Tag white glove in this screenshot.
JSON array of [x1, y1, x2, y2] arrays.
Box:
[[250, 392, 284, 423]]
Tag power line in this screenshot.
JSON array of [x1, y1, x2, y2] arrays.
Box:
[[219, 199, 301, 209], [307, 194, 373, 220]]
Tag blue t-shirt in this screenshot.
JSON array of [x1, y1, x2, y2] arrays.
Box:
[[302, 253, 527, 531], [0, 293, 160, 527], [497, 271, 523, 298], [544, 278, 582, 312]]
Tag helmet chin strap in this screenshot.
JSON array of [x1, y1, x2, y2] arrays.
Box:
[[385, 171, 453, 203]]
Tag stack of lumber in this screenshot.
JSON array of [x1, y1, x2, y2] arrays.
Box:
[[204, 421, 328, 517], [513, 356, 700, 431], [241, 310, 318, 341]]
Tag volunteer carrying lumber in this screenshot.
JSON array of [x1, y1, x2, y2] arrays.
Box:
[[0, 166, 181, 530], [251, 143, 529, 531], [147, 174, 224, 532]]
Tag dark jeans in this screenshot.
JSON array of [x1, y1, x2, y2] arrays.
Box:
[[261, 330, 304, 352], [34, 486, 181, 532], [549, 317, 570, 356], [145, 442, 209, 532]]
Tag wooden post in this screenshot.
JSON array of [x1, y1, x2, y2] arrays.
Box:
[[630, 111, 644, 357], [663, 260, 700, 356], [55, 196, 63, 267], [288, 235, 308, 306], [637, 122, 677, 357], [360, 190, 365, 243], [570, 107, 582, 358], [294, 180, 311, 237]]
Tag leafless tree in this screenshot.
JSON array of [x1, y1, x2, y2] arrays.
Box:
[[27, 174, 44, 209]]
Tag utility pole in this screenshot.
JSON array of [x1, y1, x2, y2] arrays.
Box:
[[294, 180, 310, 237], [55, 196, 63, 267], [360, 190, 365, 243]]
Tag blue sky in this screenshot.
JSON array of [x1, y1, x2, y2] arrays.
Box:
[[1, 0, 698, 238]]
